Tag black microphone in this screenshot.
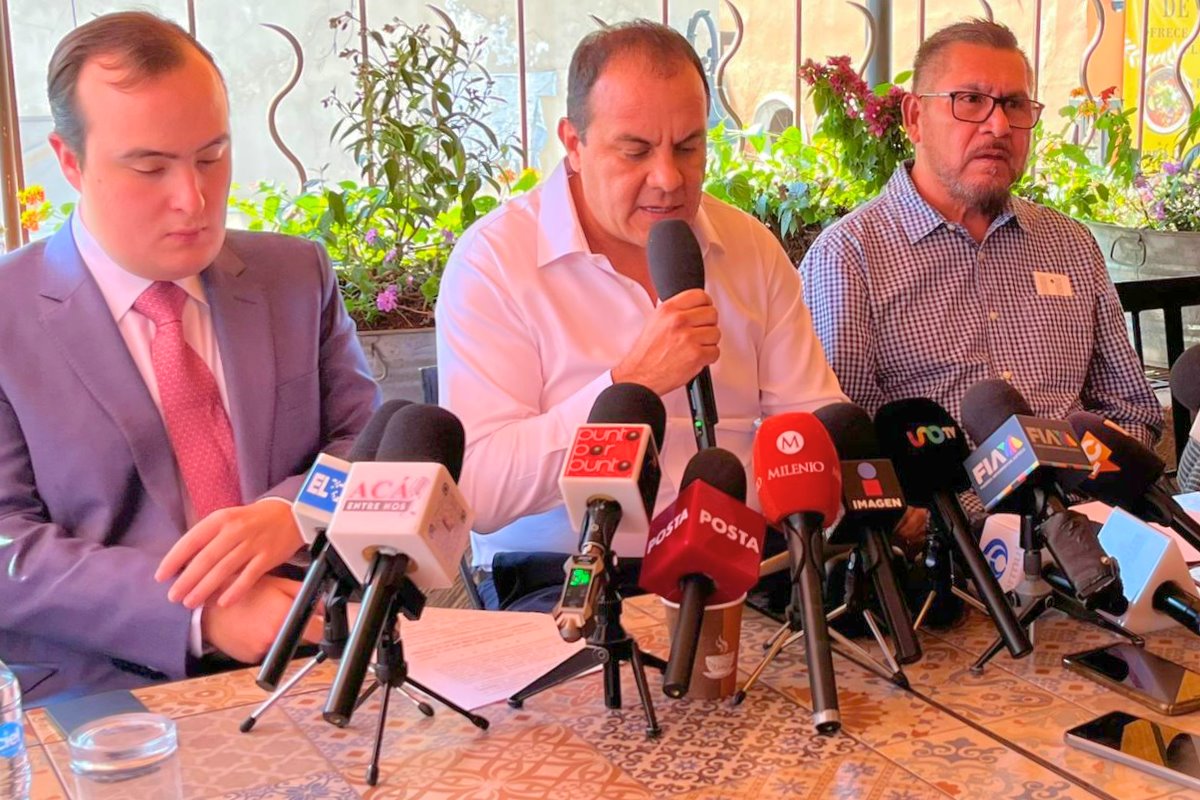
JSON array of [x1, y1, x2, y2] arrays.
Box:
[[256, 399, 412, 691], [815, 403, 922, 665], [960, 381, 1125, 612], [874, 398, 1032, 658], [1062, 410, 1200, 554], [323, 404, 469, 726], [647, 219, 718, 451]]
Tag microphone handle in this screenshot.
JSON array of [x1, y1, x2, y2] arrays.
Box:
[[579, 498, 624, 555], [687, 367, 719, 450], [784, 513, 841, 733], [323, 551, 410, 726], [1150, 484, 1200, 554], [257, 537, 331, 691], [1153, 581, 1200, 637], [863, 526, 922, 664], [663, 574, 715, 698], [931, 493, 1031, 658]]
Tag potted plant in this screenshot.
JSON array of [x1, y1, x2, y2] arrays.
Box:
[[231, 14, 532, 400], [703, 55, 911, 265]]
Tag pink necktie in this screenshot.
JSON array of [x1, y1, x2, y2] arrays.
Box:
[[133, 281, 242, 520]]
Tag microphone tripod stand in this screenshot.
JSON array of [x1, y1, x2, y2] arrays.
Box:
[[507, 538, 665, 739], [240, 573, 433, 733], [913, 530, 990, 630], [323, 553, 489, 786], [971, 511, 1144, 674]]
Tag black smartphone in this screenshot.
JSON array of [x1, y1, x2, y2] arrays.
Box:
[[43, 689, 150, 739], [1062, 644, 1200, 715], [1065, 711, 1200, 791]]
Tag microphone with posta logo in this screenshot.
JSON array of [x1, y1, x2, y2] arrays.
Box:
[[647, 218, 718, 452], [815, 403, 922, 665], [873, 398, 1031, 659], [747, 411, 843, 733], [554, 383, 665, 642], [1062, 410, 1200, 554], [256, 399, 412, 693], [961, 380, 1125, 613], [639, 447, 765, 698], [323, 404, 476, 727]]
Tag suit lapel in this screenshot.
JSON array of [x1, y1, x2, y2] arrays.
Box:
[[204, 245, 275, 500], [37, 225, 187, 532]]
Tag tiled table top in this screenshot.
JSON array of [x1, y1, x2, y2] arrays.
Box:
[[23, 596, 1200, 799]]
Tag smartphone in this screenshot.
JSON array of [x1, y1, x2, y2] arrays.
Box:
[[43, 689, 150, 739], [1062, 644, 1200, 715], [1065, 711, 1200, 791]]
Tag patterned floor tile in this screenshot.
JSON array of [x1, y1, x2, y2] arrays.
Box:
[[675, 751, 950, 800], [215, 770, 362, 799], [45, 704, 336, 799], [348, 722, 656, 799], [986, 700, 1183, 799], [875, 723, 1103, 800]]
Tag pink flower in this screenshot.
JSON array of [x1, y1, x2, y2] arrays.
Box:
[[375, 284, 399, 312]]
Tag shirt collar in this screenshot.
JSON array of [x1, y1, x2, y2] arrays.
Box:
[[72, 210, 208, 323], [534, 159, 724, 268], [886, 161, 1025, 244]]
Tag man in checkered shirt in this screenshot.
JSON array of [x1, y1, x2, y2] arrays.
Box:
[[800, 19, 1163, 454]]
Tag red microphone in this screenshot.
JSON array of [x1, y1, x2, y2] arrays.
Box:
[[639, 448, 765, 697], [751, 412, 843, 733]]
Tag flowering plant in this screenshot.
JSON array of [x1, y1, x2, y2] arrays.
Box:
[[14, 185, 71, 235], [799, 55, 912, 193]]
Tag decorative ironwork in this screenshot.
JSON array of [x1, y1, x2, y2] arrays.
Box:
[[1174, 0, 1200, 114], [846, 2, 877, 78], [977, 0, 995, 21], [1136, 0, 1151, 149], [1080, 0, 1107, 99], [714, 0, 745, 129], [1032, 0, 1043, 98], [589, 14, 608, 28], [261, 24, 307, 191]]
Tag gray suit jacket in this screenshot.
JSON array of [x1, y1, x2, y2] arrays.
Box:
[[0, 224, 380, 703]]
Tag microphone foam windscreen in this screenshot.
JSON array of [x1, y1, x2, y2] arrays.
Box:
[[1171, 344, 1200, 415], [813, 402, 879, 460], [588, 382, 667, 451], [375, 404, 466, 482], [680, 447, 746, 503], [1061, 411, 1165, 498], [874, 398, 971, 502], [961, 379, 1032, 445], [347, 399, 414, 462], [647, 219, 704, 301], [753, 412, 842, 525]]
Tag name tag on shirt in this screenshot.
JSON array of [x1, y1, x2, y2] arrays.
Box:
[[1033, 271, 1074, 297]]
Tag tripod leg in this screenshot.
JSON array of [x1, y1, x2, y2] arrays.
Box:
[[395, 686, 435, 717], [508, 647, 608, 708], [366, 674, 394, 787], [733, 623, 792, 705], [913, 591, 937, 632], [405, 677, 489, 730], [827, 629, 908, 688], [971, 595, 1047, 674], [603, 647, 622, 709], [627, 646, 662, 739], [1052, 598, 1146, 647], [862, 610, 903, 677], [354, 681, 381, 712], [953, 585, 990, 615], [241, 653, 326, 733], [761, 619, 792, 652]]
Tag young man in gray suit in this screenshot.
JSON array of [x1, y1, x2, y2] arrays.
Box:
[[0, 12, 380, 703]]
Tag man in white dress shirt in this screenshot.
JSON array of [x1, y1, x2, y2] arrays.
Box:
[[436, 20, 845, 610]]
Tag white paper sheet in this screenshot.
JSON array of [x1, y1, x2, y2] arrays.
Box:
[[399, 607, 588, 710]]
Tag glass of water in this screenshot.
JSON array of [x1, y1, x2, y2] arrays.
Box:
[[68, 713, 182, 800]]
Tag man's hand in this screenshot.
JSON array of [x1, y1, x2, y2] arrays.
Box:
[[200, 576, 322, 664], [612, 289, 720, 395], [893, 507, 930, 558], [156, 499, 303, 610]]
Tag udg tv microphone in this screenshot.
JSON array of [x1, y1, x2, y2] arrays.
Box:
[[647, 218, 718, 451], [874, 398, 1031, 659], [1063, 411, 1200, 554], [554, 383, 665, 642], [639, 447, 765, 698]]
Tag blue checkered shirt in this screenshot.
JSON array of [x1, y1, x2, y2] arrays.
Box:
[[800, 164, 1163, 448]]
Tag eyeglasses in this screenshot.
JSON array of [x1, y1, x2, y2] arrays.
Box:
[[917, 91, 1045, 129]]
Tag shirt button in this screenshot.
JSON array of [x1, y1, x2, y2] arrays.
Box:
[[989, 311, 999, 321], [1002, 370, 1013, 380]]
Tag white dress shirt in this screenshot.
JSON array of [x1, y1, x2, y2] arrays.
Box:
[[436, 162, 847, 568], [72, 211, 229, 655]]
